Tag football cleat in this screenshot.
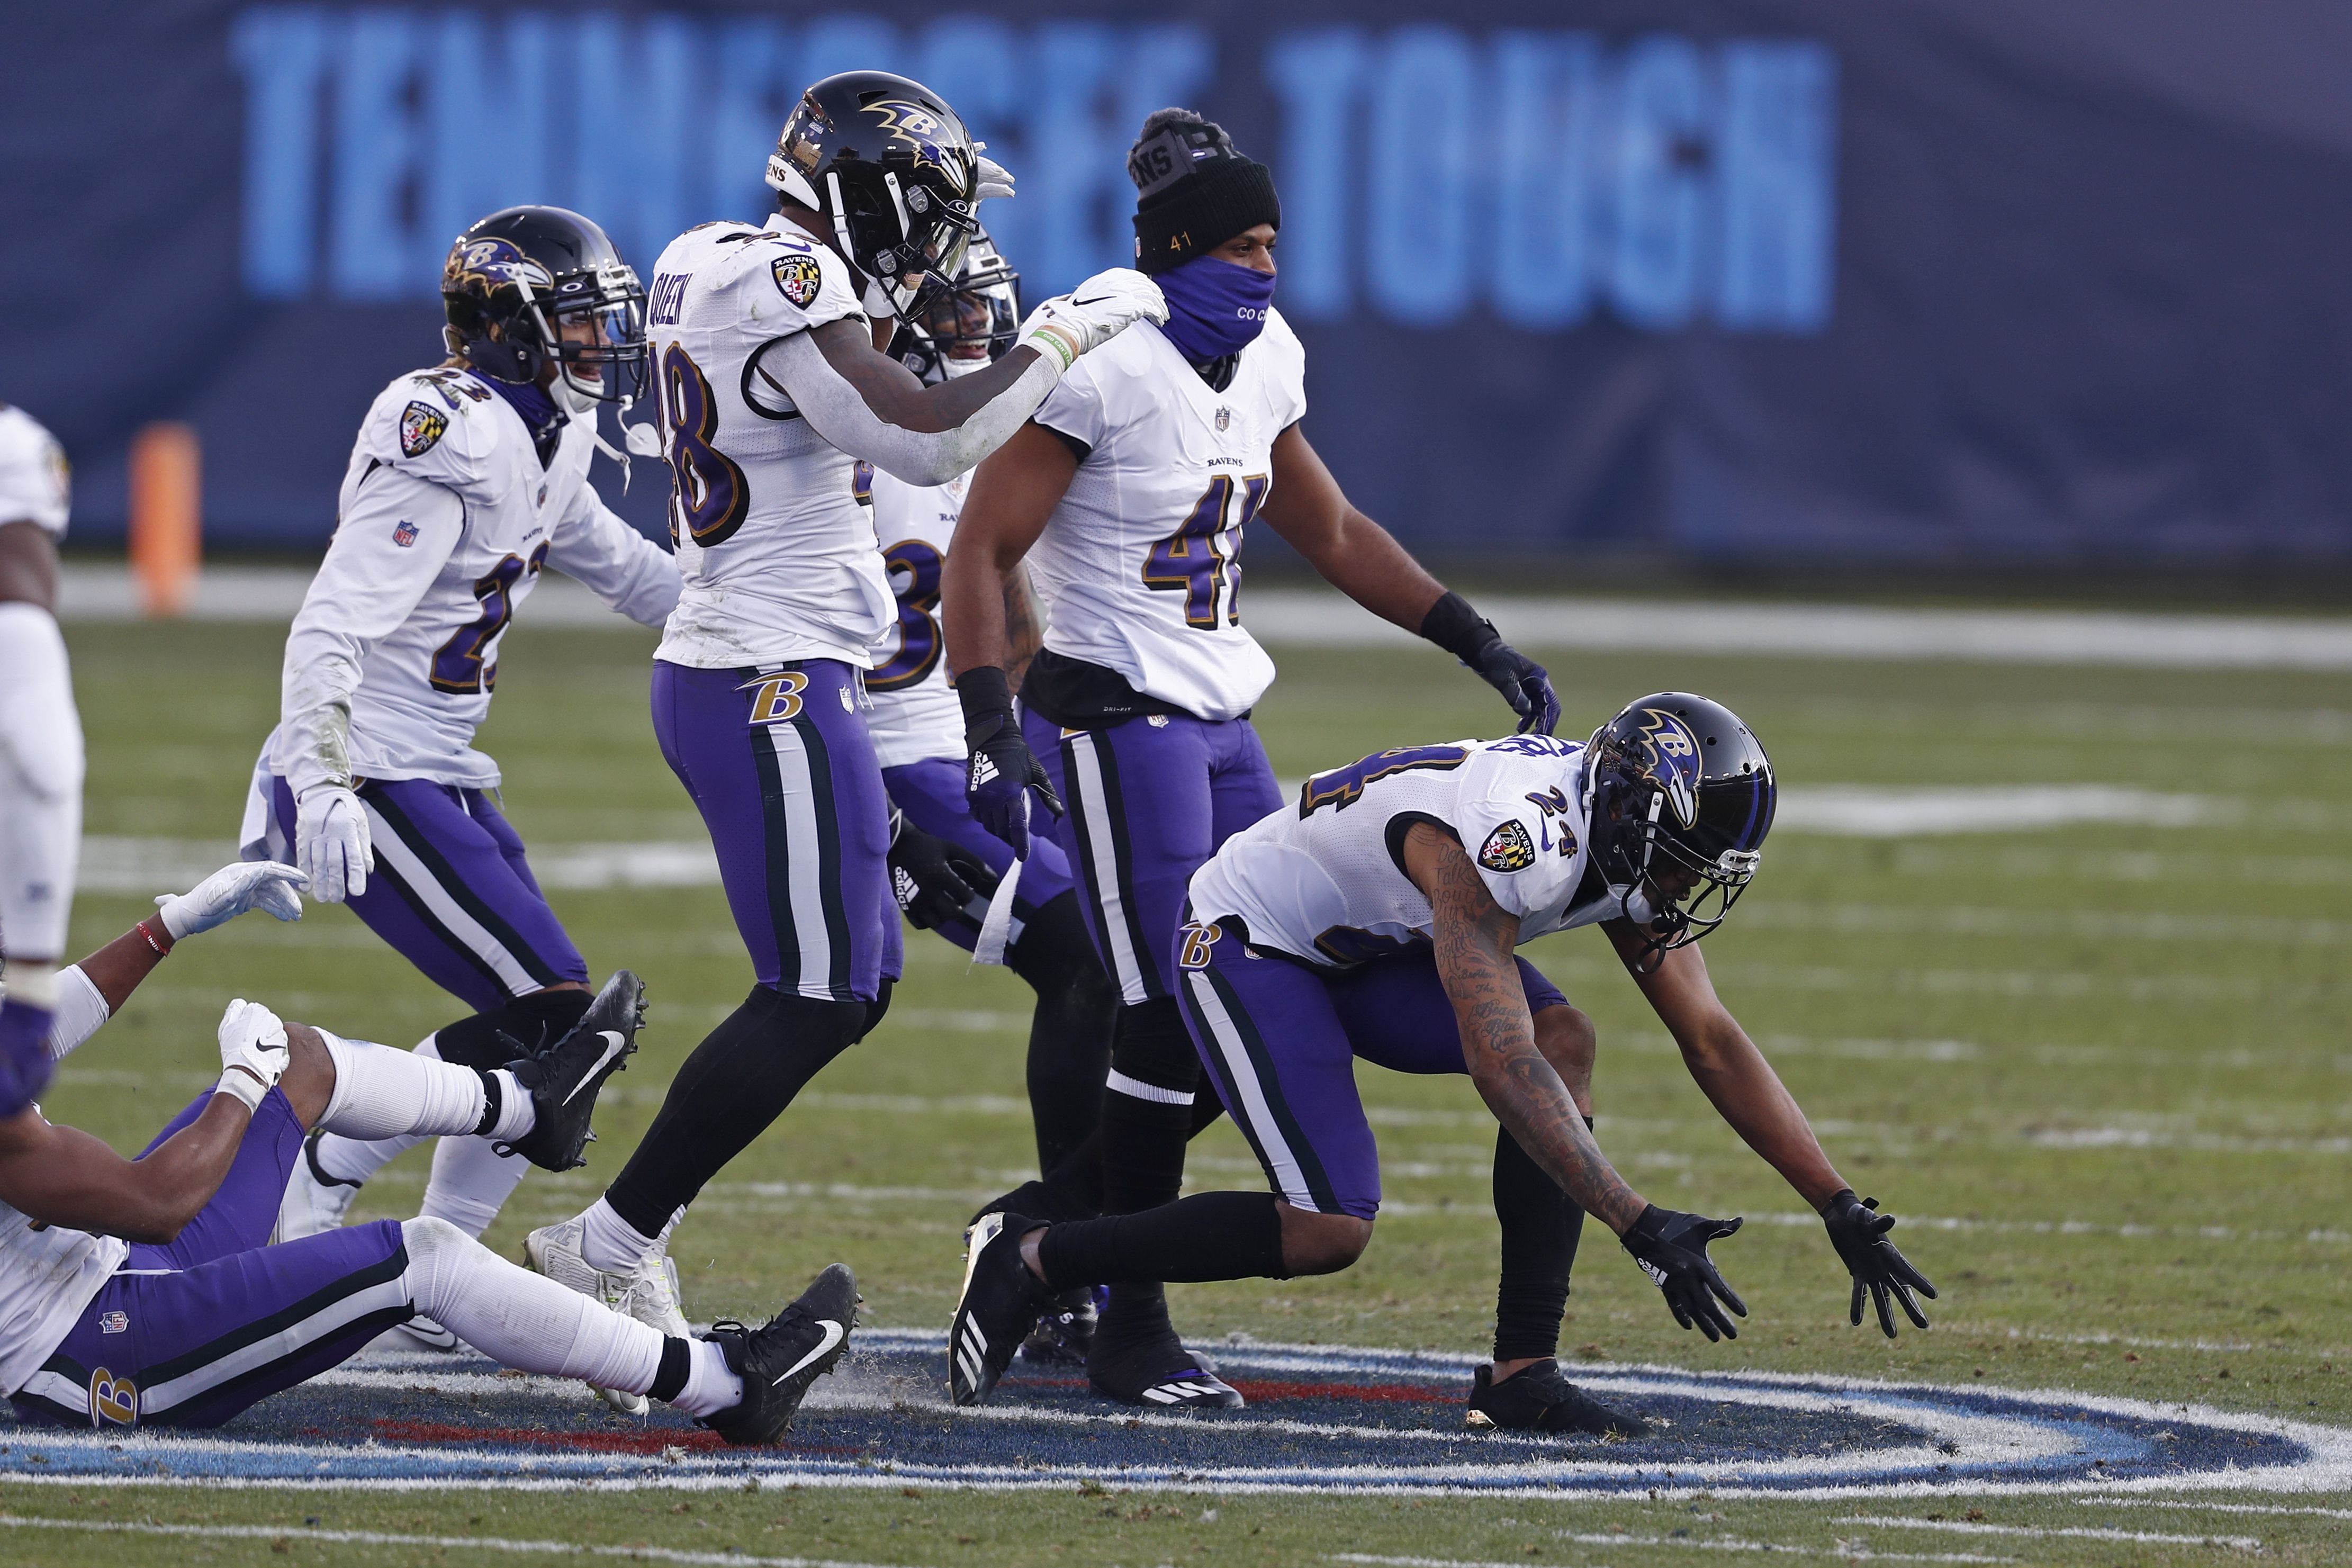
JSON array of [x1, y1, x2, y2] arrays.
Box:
[[1021, 1285, 1104, 1365], [274, 1129, 361, 1243], [1087, 1310, 1243, 1410], [948, 1212, 1053, 1405], [495, 971, 645, 1172], [700, 1263, 859, 1446], [524, 1214, 690, 1415], [394, 1313, 462, 1353], [1464, 1360, 1648, 1438]]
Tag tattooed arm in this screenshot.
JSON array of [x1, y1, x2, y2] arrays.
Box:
[[1407, 823, 1647, 1233], [1001, 564, 1044, 690]]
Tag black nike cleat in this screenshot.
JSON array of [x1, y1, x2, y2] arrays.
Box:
[[1087, 1316, 1243, 1410], [497, 970, 645, 1172], [700, 1262, 860, 1446], [1464, 1360, 1649, 1437], [1021, 1285, 1104, 1366], [949, 1212, 1054, 1405]]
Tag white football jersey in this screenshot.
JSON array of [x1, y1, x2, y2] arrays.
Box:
[[864, 468, 968, 769], [0, 1184, 127, 1399], [645, 216, 895, 669], [267, 365, 680, 795], [0, 405, 70, 539], [1025, 313, 1306, 722], [1186, 733, 1625, 969]]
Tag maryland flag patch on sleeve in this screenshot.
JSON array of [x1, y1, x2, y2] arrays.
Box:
[[772, 254, 824, 309], [399, 400, 448, 458], [1477, 819, 1537, 872]]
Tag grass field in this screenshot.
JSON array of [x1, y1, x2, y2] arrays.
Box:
[[7, 610, 2352, 1565]]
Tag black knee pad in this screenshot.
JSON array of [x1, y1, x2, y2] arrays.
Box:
[[434, 987, 593, 1068], [1108, 996, 1196, 1096]]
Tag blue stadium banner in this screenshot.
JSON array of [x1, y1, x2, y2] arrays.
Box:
[[6, 2, 2348, 562]]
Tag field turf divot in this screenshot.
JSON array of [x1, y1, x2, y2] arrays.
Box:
[[2, 1328, 2346, 1499]]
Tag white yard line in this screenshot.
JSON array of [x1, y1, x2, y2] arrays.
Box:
[[2081, 1497, 2352, 1519], [1834, 1516, 2263, 1549], [0, 1516, 921, 1568]]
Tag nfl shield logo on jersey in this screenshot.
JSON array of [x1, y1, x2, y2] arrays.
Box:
[[391, 519, 419, 548], [399, 400, 448, 458], [1477, 820, 1537, 873], [772, 255, 824, 309], [1215, 407, 1231, 431]]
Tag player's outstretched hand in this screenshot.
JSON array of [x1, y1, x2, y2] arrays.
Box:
[[1470, 637, 1561, 736], [215, 998, 291, 1102], [889, 814, 999, 931], [156, 861, 307, 940], [295, 786, 373, 904], [1822, 1189, 1936, 1338], [1017, 268, 1167, 371], [965, 715, 1064, 860], [1622, 1205, 1747, 1342]]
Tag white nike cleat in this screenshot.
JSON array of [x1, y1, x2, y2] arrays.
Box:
[[275, 1129, 362, 1243], [525, 1215, 688, 1414], [394, 1313, 462, 1353]]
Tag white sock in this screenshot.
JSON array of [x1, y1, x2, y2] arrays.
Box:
[[580, 1195, 674, 1275], [671, 1338, 744, 1419], [419, 1134, 530, 1239], [400, 1216, 664, 1394], [318, 1029, 515, 1140]]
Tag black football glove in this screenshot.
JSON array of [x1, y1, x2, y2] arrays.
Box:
[[1621, 1205, 1747, 1342], [958, 666, 1063, 859], [1418, 591, 1561, 736], [1822, 1189, 1936, 1338], [887, 813, 999, 931]]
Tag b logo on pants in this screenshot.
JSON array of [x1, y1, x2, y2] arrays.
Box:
[[88, 1367, 137, 1427], [1177, 921, 1221, 970], [739, 671, 808, 726]]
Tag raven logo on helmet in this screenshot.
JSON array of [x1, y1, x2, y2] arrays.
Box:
[[443, 237, 553, 299], [1631, 707, 1704, 828]]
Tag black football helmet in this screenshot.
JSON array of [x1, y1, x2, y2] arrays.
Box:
[[441, 206, 647, 406], [764, 71, 981, 309], [887, 229, 1020, 383], [1584, 693, 1775, 967]]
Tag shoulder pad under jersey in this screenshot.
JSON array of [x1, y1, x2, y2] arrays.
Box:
[[357, 366, 508, 496]]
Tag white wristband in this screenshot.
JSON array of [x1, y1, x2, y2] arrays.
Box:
[[213, 1068, 269, 1113]]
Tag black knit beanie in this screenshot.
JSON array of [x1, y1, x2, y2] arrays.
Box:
[[1128, 108, 1281, 276]]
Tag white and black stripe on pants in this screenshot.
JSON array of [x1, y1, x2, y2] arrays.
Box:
[[1059, 729, 1163, 1006], [746, 710, 858, 1001], [361, 789, 563, 1003]]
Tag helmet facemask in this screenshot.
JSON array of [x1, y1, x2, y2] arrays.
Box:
[[532, 261, 649, 410], [443, 230, 647, 410], [1587, 724, 1772, 972], [897, 238, 1019, 382]]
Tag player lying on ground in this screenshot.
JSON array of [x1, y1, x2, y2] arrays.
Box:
[[868, 232, 1122, 1364], [942, 106, 1561, 1410], [525, 70, 1161, 1353], [0, 898, 852, 1441], [258, 206, 681, 1369], [951, 695, 1936, 1432]]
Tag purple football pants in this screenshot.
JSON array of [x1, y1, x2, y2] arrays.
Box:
[[1024, 709, 1281, 1005], [884, 755, 1077, 953], [1175, 925, 1571, 1220], [269, 773, 587, 1015], [654, 659, 900, 1002], [11, 1089, 411, 1429]]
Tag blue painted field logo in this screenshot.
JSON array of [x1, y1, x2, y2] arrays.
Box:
[[6, 1333, 2348, 1497]]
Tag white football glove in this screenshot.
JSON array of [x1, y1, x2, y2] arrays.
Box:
[[156, 861, 307, 941], [1016, 268, 1167, 372], [975, 154, 1015, 203], [296, 787, 372, 904], [215, 997, 290, 1110]]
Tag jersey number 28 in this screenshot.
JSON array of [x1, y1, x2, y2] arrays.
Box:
[[1142, 473, 1267, 629], [659, 344, 750, 548]]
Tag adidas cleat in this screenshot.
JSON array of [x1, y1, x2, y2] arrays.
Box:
[[525, 1214, 690, 1414], [1087, 1327, 1243, 1410], [275, 1129, 361, 1242], [700, 1263, 859, 1446], [948, 1212, 1053, 1405], [1021, 1284, 1104, 1366], [498, 971, 645, 1172], [1464, 1360, 1648, 1437]]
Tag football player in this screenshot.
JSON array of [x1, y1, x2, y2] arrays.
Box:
[[951, 696, 1936, 1432], [0, 402, 82, 1118], [870, 234, 1122, 1359], [0, 898, 851, 1443], [258, 207, 681, 1362], [940, 109, 1559, 1408], [524, 72, 1164, 1333]]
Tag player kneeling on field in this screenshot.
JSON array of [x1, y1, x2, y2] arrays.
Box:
[[952, 694, 1935, 1433], [0, 891, 853, 1442]]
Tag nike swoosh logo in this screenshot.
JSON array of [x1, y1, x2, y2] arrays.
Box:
[[1071, 293, 1114, 305], [772, 1319, 846, 1384], [562, 1031, 629, 1105]]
